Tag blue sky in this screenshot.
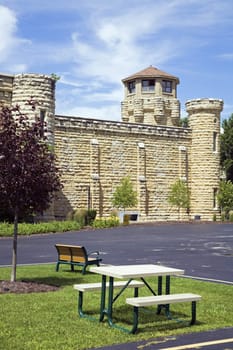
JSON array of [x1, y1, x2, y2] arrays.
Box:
[[1, 0, 233, 122]]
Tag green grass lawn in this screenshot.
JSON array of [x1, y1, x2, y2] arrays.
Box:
[[0, 264, 232, 350]]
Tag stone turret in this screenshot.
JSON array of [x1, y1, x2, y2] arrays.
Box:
[[121, 66, 180, 126], [0, 73, 14, 107], [11, 73, 57, 221], [186, 98, 223, 220], [12, 73, 56, 144]]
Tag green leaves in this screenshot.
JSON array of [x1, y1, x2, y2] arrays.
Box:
[[220, 113, 233, 181], [168, 179, 190, 216], [0, 104, 62, 220], [112, 176, 137, 210], [217, 180, 233, 216]]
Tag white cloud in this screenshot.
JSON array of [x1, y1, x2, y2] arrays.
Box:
[[218, 53, 233, 60], [56, 99, 121, 121], [0, 6, 18, 62], [1, 0, 233, 121], [0, 5, 30, 70]]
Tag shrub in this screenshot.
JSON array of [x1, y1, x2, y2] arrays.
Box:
[[123, 214, 130, 225], [221, 212, 226, 221], [73, 209, 88, 226], [110, 208, 118, 217], [229, 211, 233, 222], [0, 220, 81, 237], [86, 209, 97, 225], [66, 210, 75, 221], [92, 216, 120, 229]]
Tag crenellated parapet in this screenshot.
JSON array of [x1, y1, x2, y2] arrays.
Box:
[[185, 98, 223, 114], [55, 115, 190, 139]]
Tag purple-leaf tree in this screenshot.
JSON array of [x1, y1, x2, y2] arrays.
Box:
[[0, 104, 62, 281]]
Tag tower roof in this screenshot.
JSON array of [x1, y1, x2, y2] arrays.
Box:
[[122, 66, 179, 84]]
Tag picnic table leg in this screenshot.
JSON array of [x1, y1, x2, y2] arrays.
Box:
[[78, 291, 84, 317], [107, 276, 114, 327], [190, 301, 196, 325], [165, 276, 171, 315], [130, 306, 139, 334], [99, 275, 107, 321], [157, 276, 163, 314]]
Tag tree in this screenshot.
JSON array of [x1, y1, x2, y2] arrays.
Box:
[[168, 179, 190, 220], [220, 113, 233, 181], [112, 176, 138, 210], [0, 104, 62, 281], [217, 180, 233, 219], [179, 116, 189, 127]]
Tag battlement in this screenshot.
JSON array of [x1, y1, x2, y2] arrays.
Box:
[[186, 98, 223, 113], [55, 115, 190, 139]]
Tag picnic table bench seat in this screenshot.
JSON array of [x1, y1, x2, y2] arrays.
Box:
[[55, 244, 102, 274], [126, 293, 202, 333], [74, 280, 145, 318]]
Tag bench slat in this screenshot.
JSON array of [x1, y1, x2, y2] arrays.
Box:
[[74, 280, 144, 292], [126, 293, 201, 307]]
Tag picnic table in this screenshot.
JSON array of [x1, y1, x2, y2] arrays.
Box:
[[89, 264, 198, 332]]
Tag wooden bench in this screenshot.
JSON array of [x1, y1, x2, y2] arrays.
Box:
[[55, 244, 102, 274], [74, 280, 145, 318], [126, 293, 202, 333]]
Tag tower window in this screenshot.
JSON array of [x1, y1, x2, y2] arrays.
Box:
[[162, 80, 172, 93], [40, 109, 46, 137], [128, 81, 135, 94], [142, 79, 155, 92], [213, 132, 217, 152], [213, 188, 218, 209]]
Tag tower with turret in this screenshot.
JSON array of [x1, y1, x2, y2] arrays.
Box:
[[186, 98, 223, 220], [121, 66, 180, 126]]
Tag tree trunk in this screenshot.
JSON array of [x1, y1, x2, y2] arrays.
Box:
[[11, 210, 18, 282]]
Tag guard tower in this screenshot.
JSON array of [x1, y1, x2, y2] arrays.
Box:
[[121, 66, 180, 126]]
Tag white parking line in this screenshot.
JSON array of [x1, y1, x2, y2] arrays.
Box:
[[181, 274, 233, 285], [161, 338, 233, 350]]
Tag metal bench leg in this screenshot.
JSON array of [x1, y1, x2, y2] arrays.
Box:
[[56, 262, 60, 271], [82, 265, 87, 275]]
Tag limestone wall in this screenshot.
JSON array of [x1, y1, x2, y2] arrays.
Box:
[[54, 116, 191, 221]]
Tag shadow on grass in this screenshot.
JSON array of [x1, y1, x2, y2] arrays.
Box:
[[113, 304, 204, 333], [19, 269, 95, 287]]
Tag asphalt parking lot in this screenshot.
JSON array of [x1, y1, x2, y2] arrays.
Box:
[[1, 222, 232, 284], [0, 222, 232, 349]]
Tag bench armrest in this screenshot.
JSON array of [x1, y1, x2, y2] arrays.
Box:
[[87, 250, 100, 258]]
